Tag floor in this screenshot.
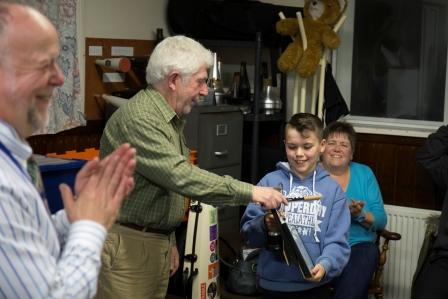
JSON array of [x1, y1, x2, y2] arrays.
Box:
[[166, 278, 262, 299], [220, 284, 262, 299]]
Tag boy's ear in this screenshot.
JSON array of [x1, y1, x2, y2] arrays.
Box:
[[319, 139, 326, 154]]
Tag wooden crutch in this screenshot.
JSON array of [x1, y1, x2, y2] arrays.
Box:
[[313, 15, 347, 118]]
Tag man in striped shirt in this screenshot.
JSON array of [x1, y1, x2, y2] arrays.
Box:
[[0, 3, 136, 298]]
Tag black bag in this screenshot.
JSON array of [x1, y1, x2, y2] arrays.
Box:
[[219, 237, 260, 295], [323, 63, 350, 125]]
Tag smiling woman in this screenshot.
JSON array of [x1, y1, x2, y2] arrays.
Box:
[[321, 120, 387, 299]]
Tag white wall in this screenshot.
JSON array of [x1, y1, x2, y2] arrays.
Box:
[[82, 0, 169, 40], [78, 0, 302, 107]]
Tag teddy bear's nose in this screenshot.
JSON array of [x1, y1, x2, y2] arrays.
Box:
[[312, 0, 318, 5]]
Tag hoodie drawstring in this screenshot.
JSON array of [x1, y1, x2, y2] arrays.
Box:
[[312, 170, 320, 242], [288, 170, 321, 242]]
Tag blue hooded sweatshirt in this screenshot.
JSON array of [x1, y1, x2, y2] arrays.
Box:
[[241, 162, 350, 292]]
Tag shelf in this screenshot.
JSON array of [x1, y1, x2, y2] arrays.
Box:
[[198, 32, 286, 183], [243, 113, 284, 122], [198, 38, 257, 49]]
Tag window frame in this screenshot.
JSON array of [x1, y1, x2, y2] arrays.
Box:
[[334, 0, 448, 137]]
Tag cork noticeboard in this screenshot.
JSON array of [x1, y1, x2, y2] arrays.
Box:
[[84, 37, 156, 120]]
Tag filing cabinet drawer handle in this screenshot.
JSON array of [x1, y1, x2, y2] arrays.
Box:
[[214, 150, 228, 157]]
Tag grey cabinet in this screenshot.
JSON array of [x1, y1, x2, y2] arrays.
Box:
[[184, 104, 244, 257], [184, 105, 243, 178]]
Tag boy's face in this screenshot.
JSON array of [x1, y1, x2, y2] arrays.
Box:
[[284, 127, 325, 180]]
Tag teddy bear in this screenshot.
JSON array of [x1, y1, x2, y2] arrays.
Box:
[[276, 0, 347, 78]]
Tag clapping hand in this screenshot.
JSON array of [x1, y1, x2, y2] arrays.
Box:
[[60, 143, 136, 229]]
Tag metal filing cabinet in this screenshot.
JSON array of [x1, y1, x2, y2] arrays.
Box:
[[184, 105, 243, 177], [184, 105, 243, 252]]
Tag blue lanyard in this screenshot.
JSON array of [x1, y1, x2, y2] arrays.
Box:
[[0, 141, 48, 208], [0, 141, 31, 182]]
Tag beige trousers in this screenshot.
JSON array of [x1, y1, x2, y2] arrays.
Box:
[[95, 224, 172, 299]]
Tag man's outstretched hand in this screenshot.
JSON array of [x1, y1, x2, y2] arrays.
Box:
[[252, 186, 288, 209]]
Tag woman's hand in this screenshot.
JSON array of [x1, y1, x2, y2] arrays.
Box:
[[350, 199, 374, 227], [349, 199, 364, 217]]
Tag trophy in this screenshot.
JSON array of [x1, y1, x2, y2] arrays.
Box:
[[268, 187, 320, 280], [270, 207, 314, 280]]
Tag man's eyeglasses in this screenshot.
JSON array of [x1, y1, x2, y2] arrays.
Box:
[[196, 77, 210, 86]]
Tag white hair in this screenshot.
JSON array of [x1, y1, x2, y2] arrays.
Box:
[[146, 35, 213, 85]]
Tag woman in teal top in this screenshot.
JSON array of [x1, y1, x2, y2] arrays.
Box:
[[321, 121, 387, 299]]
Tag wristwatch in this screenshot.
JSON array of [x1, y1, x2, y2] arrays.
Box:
[[353, 210, 366, 223]]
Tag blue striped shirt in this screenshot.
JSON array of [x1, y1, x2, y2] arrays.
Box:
[[0, 121, 107, 299]]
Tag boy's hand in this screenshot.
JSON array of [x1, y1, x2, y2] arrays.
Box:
[[307, 263, 326, 282], [264, 212, 281, 233]]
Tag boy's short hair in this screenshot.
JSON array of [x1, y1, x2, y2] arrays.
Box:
[[323, 121, 357, 150], [286, 113, 324, 140]]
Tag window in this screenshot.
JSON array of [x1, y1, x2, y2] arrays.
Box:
[[335, 0, 448, 137]]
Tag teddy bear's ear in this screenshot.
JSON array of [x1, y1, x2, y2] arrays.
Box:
[[338, 0, 348, 13]]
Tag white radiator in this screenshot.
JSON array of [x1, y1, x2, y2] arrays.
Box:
[[378, 205, 440, 299]]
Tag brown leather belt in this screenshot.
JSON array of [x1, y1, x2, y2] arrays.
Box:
[[117, 222, 173, 235]]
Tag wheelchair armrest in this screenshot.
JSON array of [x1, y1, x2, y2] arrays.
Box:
[[378, 229, 401, 241]]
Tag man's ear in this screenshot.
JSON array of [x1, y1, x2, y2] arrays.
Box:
[[167, 71, 180, 91]]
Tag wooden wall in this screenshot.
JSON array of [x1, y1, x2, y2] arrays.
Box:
[[355, 133, 441, 211], [28, 125, 441, 212], [27, 120, 104, 155]]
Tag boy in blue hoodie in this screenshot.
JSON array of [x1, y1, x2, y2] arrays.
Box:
[[241, 113, 350, 298]]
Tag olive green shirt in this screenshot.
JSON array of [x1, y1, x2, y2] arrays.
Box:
[[100, 87, 252, 234]]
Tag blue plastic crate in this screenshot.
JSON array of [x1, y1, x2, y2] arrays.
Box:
[[36, 155, 86, 214]]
